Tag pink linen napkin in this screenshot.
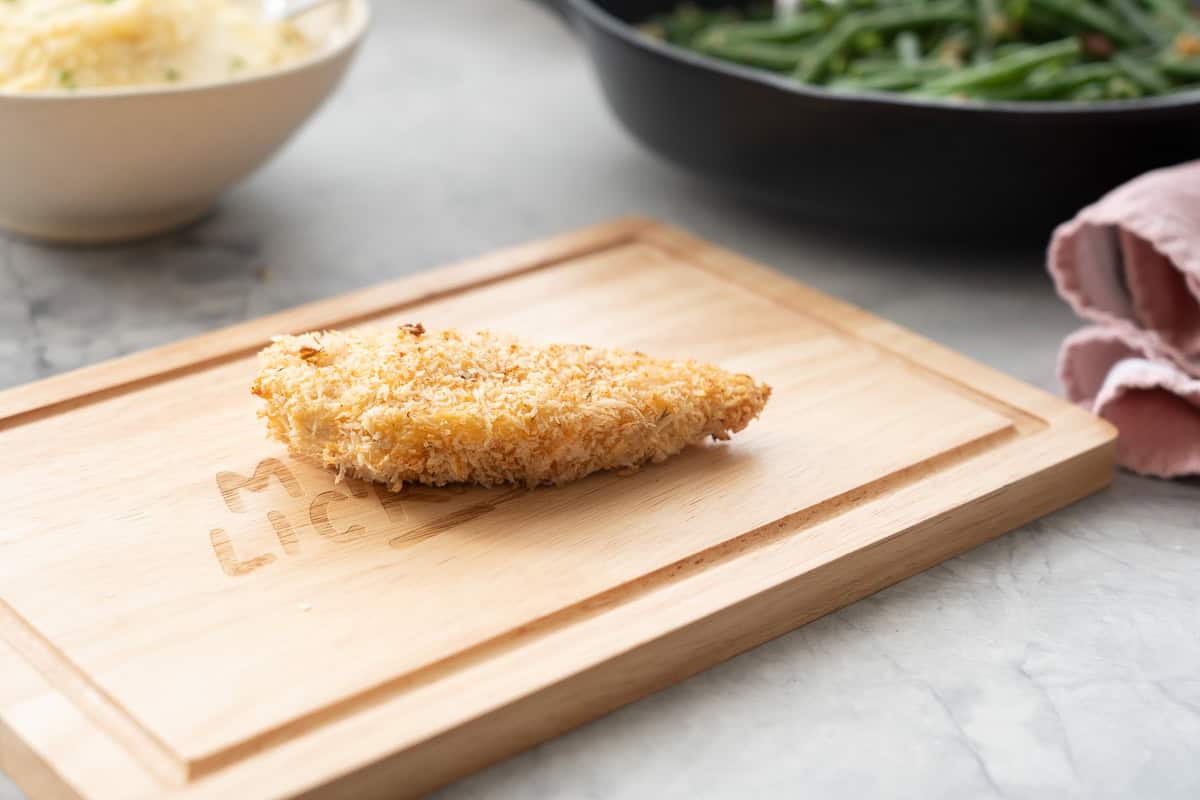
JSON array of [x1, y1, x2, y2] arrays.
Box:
[[1049, 161, 1200, 478]]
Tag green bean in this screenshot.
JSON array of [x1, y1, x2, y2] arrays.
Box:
[[915, 36, 1082, 94], [1160, 54, 1200, 79], [652, 5, 708, 45], [832, 63, 956, 88], [1026, 60, 1070, 81], [1113, 50, 1171, 90], [852, 29, 886, 53], [1069, 80, 1110, 98], [847, 56, 904, 75], [987, 61, 1120, 95], [647, 0, 1199, 102], [1144, 0, 1194, 33], [1105, 0, 1169, 44], [853, 58, 953, 76], [1105, 74, 1144, 96], [975, 0, 1004, 59], [896, 30, 923, 63], [794, 1, 974, 81], [993, 42, 1033, 56], [1028, 0, 1139, 45], [646, 4, 740, 45], [703, 13, 830, 44], [692, 32, 808, 71]]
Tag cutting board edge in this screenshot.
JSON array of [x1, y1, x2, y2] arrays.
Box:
[[636, 223, 1117, 446], [1, 408, 1075, 797], [0, 713, 84, 800], [0, 217, 1121, 800], [326, 435, 1116, 800], [0, 429, 1115, 800], [0, 216, 1116, 453], [0, 216, 655, 427]]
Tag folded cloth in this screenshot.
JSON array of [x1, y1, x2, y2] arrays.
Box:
[[1059, 324, 1200, 477], [1049, 160, 1200, 478]]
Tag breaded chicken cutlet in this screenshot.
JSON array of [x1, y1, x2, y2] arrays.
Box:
[[251, 324, 770, 489]]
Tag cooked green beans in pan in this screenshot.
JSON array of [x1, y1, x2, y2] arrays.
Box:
[[639, 0, 1200, 101]]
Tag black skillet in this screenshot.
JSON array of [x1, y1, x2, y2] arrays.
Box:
[[534, 0, 1200, 237]]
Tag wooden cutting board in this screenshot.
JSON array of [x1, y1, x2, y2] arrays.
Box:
[[0, 218, 1114, 800]]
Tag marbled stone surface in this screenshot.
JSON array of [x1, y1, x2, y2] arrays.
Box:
[[3, 3, 1198, 799]]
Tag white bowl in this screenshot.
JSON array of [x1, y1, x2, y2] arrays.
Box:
[[0, 0, 370, 244]]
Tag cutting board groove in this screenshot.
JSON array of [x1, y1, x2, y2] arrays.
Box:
[[0, 221, 641, 431], [0, 218, 1114, 800]]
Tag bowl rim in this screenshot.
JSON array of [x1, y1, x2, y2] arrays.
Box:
[[569, 0, 1200, 115], [0, 0, 371, 101]]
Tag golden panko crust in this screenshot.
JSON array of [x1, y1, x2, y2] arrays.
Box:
[[251, 325, 770, 489]]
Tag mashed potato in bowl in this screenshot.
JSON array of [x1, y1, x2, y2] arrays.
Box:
[[0, 0, 365, 242], [0, 0, 318, 92]]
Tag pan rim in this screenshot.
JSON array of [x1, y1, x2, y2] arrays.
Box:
[[567, 0, 1200, 116]]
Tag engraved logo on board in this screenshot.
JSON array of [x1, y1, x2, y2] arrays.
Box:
[[208, 458, 377, 577], [208, 458, 524, 577]]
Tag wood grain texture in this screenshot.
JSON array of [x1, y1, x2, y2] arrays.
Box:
[[0, 218, 1115, 800]]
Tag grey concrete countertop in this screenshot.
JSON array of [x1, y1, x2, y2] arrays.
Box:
[[3, 3, 1198, 799]]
